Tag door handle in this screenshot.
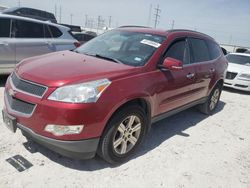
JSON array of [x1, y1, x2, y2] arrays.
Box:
[[186, 73, 195, 79], [0, 42, 9, 46]]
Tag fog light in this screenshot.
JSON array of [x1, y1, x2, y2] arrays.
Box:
[[44, 125, 84, 136]]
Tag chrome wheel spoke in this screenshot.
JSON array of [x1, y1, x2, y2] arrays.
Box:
[[117, 123, 126, 134], [128, 135, 137, 145], [132, 123, 141, 133], [120, 141, 127, 154], [127, 116, 136, 128], [113, 137, 123, 148]]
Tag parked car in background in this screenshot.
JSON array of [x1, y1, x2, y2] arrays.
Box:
[[2, 7, 57, 23], [0, 14, 80, 75], [224, 53, 250, 91], [85, 31, 97, 37], [72, 32, 96, 44], [2, 28, 227, 164]]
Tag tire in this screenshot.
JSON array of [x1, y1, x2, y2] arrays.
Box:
[[198, 84, 222, 115], [97, 105, 148, 164]]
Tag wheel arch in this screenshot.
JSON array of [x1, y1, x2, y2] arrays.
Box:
[[101, 97, 152, 136]]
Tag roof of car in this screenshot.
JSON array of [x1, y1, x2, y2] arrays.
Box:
[[0, 13, 69, 30], [117, 26, 214, 40], [228, 53, 250, 57]]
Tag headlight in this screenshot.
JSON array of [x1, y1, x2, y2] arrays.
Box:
[[48, 79, 111, 103], [239, 74, 250, 80]]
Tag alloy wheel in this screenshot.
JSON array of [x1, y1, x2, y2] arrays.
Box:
[[113, 115, 142, 155], [209, 88, 220, 110]]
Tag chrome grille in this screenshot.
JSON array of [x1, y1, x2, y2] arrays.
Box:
[[6, 92, 35, 115], [11, 73, 47, 97], [226, 71, 237, 80]]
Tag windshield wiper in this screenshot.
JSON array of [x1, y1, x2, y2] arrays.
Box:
[[83, 53, 122, 64], [95, 54, 123, 64]]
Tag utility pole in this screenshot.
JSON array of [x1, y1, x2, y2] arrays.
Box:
[[154, 4, 161, 28], [18, 0, 21, 7], [171, 20, 175, 29], [55, 4, 57, 20], [85, 14, 88, 28], [109, 16, 112, 28], [59, 6, 62, 23], [70, 14, 73, 25], [147, 4, 152, 27]]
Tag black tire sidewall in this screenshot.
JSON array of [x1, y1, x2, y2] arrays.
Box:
[[99, 105, 148, 163]]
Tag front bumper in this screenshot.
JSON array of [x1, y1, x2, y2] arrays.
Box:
[[18, 123, 100, 159], [224, 78, 250, 91]]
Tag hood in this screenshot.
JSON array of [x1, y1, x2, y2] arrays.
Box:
[[16, 51, 137, 87], [227, 62, 250, 74]]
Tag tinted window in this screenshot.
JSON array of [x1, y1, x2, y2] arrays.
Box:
[[14, 20, 44, 38], [49, 26, 62, 38], [165, 40, 190, 64], [207, 41, 222, 59], [190, 38, 210, 62], [0, 18, 10, 37], [44, 25, 52, 38]]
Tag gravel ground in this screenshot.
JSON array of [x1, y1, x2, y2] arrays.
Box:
[[0, 75, 249, 188]]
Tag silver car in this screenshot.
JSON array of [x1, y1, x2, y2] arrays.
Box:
[[0, 14, 79, 74]]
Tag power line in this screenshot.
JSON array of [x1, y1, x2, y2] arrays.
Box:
[[154, 4, 161, 28]]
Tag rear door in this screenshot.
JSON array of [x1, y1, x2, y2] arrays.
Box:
[[188, 37, 216, 98], [156, 37, 198, 114], [0, 18, 16, 73], [13, 19, 51, 63]]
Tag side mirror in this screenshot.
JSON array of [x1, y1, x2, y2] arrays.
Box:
[[158, 57, 183, 71]]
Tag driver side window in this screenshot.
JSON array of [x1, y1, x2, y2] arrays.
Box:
[[165, 39, 190, 65]]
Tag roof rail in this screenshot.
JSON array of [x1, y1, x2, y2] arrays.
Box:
[[118, 25, 151, 28], [167, 29, 213, 39]]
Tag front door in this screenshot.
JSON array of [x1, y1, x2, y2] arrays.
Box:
[[156, 38, 197, 115]]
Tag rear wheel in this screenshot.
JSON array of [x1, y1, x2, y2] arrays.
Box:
[[199, 84, 222, 115], [98, 105, 148, 164]]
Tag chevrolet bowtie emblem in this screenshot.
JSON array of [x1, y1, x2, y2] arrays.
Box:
[[8, 88, 17, 97]]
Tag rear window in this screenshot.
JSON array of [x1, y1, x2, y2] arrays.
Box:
[[49, 25, 62, 38], [0, 18, 11, 37], [207, 41, 222, 60], [190, 38, 210, 62]]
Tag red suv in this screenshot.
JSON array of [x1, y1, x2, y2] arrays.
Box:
[[2, 27, 228, 164]]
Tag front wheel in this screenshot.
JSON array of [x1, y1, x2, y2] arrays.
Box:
[[98, 105, 148, 164], [199, 84, 222, 115]]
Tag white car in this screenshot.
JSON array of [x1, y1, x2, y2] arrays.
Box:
[[224, 53, 250, 91], [0, 14, 80, 75]]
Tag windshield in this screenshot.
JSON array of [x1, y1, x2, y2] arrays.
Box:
[[75, 30, 165, 66], [226, 54, 250, 66]]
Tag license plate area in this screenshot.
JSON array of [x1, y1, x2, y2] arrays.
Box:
[[2, 110, 17, 133]]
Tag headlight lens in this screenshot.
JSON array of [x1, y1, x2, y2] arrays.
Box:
[[239, 74, 250, 80], [48, 79, 111, 103]]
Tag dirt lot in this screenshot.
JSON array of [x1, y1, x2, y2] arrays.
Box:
[[0, 75, 249, 188]]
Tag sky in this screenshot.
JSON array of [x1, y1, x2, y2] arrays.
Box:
[[1, 0, 250, 47]]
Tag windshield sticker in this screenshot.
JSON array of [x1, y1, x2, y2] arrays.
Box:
[[140, 39, 161, 48], [134, 57, 142, 62]]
